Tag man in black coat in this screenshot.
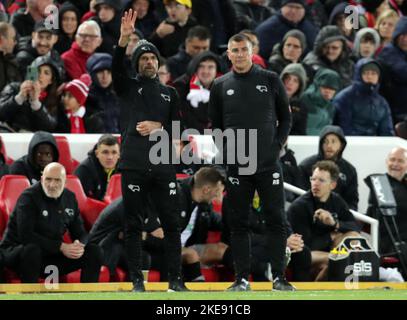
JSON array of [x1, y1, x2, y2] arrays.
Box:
[[10, 131, 59, 185], [209, 33, 293, 291], [113, 9, 186, 292], [288, 160, 360, 281], [0, 162, 103, 283], [74, 134, 120, 201], [367, 147, 407, 255]]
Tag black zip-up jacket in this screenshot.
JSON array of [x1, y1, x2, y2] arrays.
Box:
[[287, 190, 360, 251], [112, 46, 180, 170], [0, 183, 88, 255], [177, 177, 222, 247], [209, 64, 291, 173], [298, 125, 359, 210], [9, 131, 59, 185], [74, 146, 118, 201]]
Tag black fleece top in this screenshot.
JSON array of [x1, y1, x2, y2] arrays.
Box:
[[209, 64, 291, 173]]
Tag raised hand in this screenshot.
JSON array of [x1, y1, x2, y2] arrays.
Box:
[[119, 9, 137, 47]]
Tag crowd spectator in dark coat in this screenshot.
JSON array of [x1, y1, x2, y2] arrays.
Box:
[[86, 52, 121, 133], [377, 16, 407, 124], [167, 25, 211, 81], [333, 58, 394, 136], [125, 0, 160, 39], [93, 0, 122, 56], [0, 22, 21, 93], [280, 63, 307, 135], [54, 2, 80, 55], [0, 56, 61, 133], [149, 0, 197, 58], [268, 29, 310, 77], [233, 0, 274, 31], [191, 0, 237, 51], [15, 20, 64, 81], [255, 0, 318, 60], [303, 25, 354, 87]]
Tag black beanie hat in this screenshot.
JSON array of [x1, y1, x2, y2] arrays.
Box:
[[131, 39, 161, 71], [281, 0, 306, 8], [361, 62, 381, 76]]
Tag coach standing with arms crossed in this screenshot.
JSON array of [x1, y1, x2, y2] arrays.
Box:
[[112, 9, 188, 292], [209, 33, 294, 291]]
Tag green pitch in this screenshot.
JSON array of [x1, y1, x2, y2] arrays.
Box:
[[1, 290, 407, 300]]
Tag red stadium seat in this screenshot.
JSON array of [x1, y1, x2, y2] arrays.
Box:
[[103, 174, 122, 204], [0, 175, 30, 238], [0, 135, 14, 165], [54, 136, 80, 174], [65, 175, 107, 230]]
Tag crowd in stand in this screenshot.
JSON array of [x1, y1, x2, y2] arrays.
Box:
[[0, 0, 406, 284]]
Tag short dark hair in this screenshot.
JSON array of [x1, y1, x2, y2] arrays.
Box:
[[96, 134, 119, 148], [186, 25, 211, 41], [228, 33, 252, 48], [194, 167, 225, 188], [312, 160, 340, 182]]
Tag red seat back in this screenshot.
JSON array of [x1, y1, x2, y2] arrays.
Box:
[[55, 136, 79, 174], [103, 174, 122, 204], [65, 175, 106, 230], [0, 135, 14, 165], [0, 175, 30, 237]]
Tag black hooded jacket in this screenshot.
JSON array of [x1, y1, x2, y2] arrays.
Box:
[[54, 2, 80, 55], [298, 125, 359, 210], [9, 131, 59, 185], [74, 145, 118, 201], [112, 45, 181, 170]]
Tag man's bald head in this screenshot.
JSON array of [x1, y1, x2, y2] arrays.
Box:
[[41, 162, 66, 198], [386, 147, 407, 181]]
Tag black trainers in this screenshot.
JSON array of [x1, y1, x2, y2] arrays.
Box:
[[132, 278, 146, 292], [227, 278, 251, 292], [272, 277, 296, 291], [168, 279, 191, 292]]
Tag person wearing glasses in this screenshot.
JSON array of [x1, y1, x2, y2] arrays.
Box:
[[61, 20, 102, 80], [299, 125, 359, 210], [303, 25, 354, 87], [288, 160, 360, 281]]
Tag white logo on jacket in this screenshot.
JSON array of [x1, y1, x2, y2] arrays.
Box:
[[42, 210, 48, 217], [226, 89, 234, 96], [65, 208, 74, 216], [161, 94, 170, 102], [128, 184, 140, 192], [256, 85, 268, 93], [228, 177, 240, 185]]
